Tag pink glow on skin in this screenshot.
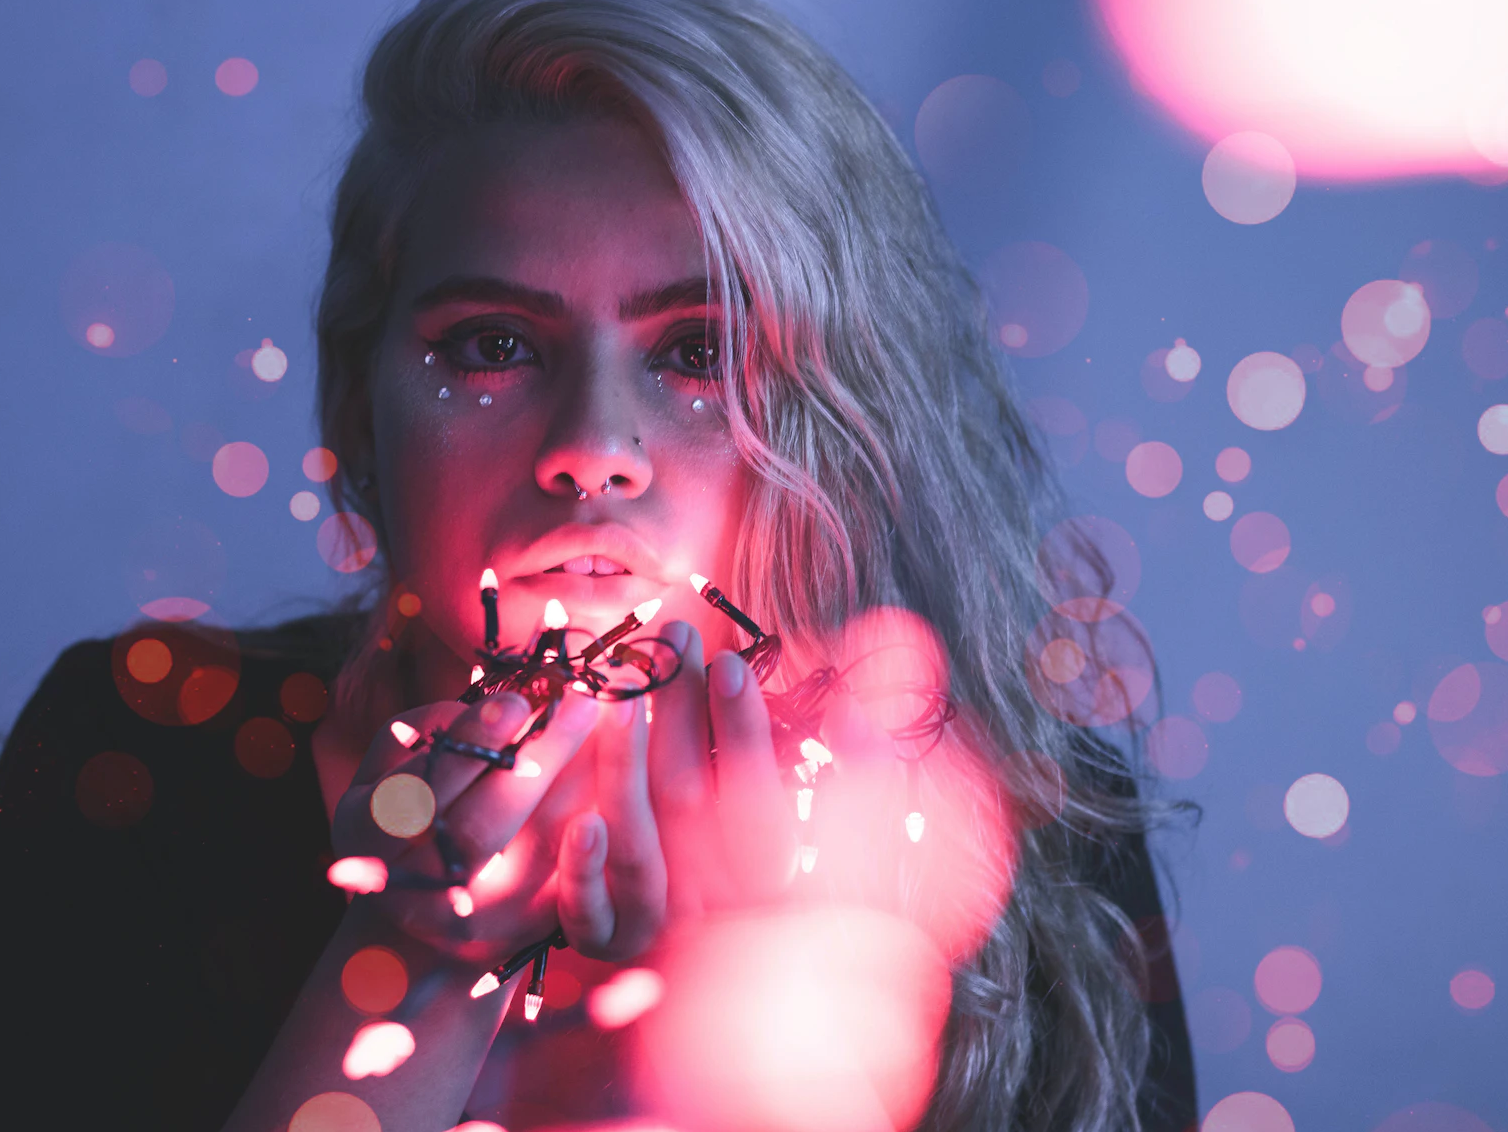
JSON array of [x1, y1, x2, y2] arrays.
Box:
[[638, 908, 952, 1132], [980, 242, 1090, 358], [327, 857, 388, 895], [1400, 239, 1479, 318], [1215, 446, 1251, 483], [1230, 512, 1291, 573], [1284, 774, 1349, 838], [1450, 969, 1495, 1010], [215, 57, 259, 97], [1265, 1016, 1315, 1072], [1227, 353, 1306, 430], [1254, 946, 1322, 1014], [1192, 672, 1242, 722], [342, 1020, 416, 1079], [1125, 441, 1183, 497], [1147, 715, 1209, 779], [588, 967, 668, 1029], [212, 442, 270, 498], [1342, 281, 1431, 367], [1203, 491, 1233, 521], [288, 1092, 381, 1132], [318, 512, 379, 573], [1202, 133, 1296, 224], [1463, 317, 1508, 381], [1093, 0, 1508, 180]]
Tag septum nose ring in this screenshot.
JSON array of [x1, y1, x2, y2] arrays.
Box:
[[571, 478, 588, 501]]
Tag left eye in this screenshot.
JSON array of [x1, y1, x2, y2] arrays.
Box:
[[660, 336, 720, 378], [475, 331, 526, 365]]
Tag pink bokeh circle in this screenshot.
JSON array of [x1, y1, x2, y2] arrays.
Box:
[[1342, 280, 1431, 367], [980, 241, 1089, 358], [1125, 441, 1183, 498], [1202, 132, 1297, 224], [1228, 352, 1306, 430], [1230, 512, 1291, 573], [1254, 945, 1322, 1014]]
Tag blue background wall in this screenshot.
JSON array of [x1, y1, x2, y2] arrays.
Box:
[[2, 1, 1502, 1126]]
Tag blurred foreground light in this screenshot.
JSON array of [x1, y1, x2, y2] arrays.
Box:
[[1201, 1091, 1294, 1132], [589, 967, 667, 1029], [342, 1021, 415, 1079], [1265, 1016, 1315, 1072], [1255, 946, 1323, 1014], [371, 774, 435, 838], [1449, 969, 1495, 1010], [289, 1093, 380, 1132], [1202, 133, 1296, 223], [1095, 0, 1508, 181], [328, 857, 387, 895], [1284, 774, 1349, 838]]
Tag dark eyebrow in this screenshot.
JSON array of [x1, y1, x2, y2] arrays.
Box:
[[410, 275, 717, 320]]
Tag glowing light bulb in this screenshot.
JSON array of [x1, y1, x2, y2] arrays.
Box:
[[470, 664, 484, 684], [524, 992, 543, 1021], [471, 972, 501, 998], [544, 599, 569, 629], [571, 680, 591, 692], [389, 720, 421, 748], [327, 856, 388, 894], [633, 598, 663, 624], [447, 886, 475, 917], [799, 737, 833, 766], [515, 755, 542, 778], [799, 845, 818, 873], [905, 811, 926, 843], [479, 568, 499, 590], [796, 788, 813, 822], [689, 572, 709, 592]]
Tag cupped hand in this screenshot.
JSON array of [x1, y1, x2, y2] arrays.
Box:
[[645, 621, 798, 926]]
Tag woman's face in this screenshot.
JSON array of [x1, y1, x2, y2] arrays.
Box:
[[368, 112, 751, 696]]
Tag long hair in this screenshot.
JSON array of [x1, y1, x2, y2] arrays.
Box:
[[314, 1, 1187, 1127]]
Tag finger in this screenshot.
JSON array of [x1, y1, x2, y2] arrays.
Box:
[[443, 688, 601, 865], [647, 622, 714, 921], [593, 695, 667, 957], [423, 692, 534, 812], [556, 811, 615, 952], [707, 650, 796, 896]]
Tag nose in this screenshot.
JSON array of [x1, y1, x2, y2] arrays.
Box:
[[533, 354, 653, 502]]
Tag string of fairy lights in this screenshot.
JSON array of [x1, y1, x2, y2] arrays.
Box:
[[327, 570, 955, 1020]]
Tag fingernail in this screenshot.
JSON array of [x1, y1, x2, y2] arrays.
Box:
[[709, 651, 746, 698], [662, 620, 692, 653], [571, 818, 599, 853]]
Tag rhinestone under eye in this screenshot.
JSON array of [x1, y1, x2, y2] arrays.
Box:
[[437, 386, 450, 400], [691, 397, 706, 413], [424, 351, 436, 366], [479, 394, 493, 407]]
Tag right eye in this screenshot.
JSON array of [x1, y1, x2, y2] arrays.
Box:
[[431, 323, 542, 378]]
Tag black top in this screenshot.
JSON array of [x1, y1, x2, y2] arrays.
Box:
[[0, 614, 1196, 1130]]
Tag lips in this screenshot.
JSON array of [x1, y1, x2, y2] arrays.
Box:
[[506, 523, 666, 584], [549, 555, 630, 576]]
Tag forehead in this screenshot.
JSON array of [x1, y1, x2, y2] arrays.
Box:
[[400, 113, 707, 295]]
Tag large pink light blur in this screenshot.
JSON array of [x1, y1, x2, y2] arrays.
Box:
[[1094, 0, 1508, 180], [1254, 946, 1322, 1014], [589, 967, 667, 1030], [1201, 1091, 1294, 1132], [637, 908, 952, 1132]]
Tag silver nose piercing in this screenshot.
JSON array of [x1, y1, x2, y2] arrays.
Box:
[[601, 480, 612, 495], [572, 478, 588, 501]]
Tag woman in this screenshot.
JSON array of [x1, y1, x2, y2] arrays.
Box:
[[0, 0, 1196, 1128]]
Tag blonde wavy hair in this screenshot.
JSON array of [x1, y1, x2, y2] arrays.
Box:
[[315, 1, 1190, 1127]]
